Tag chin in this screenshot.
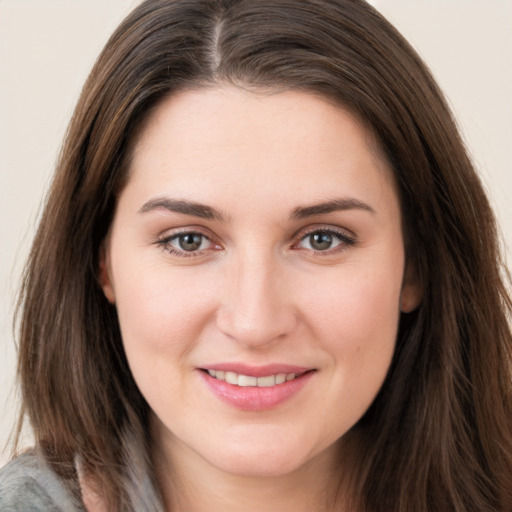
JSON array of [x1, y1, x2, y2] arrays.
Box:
[[201, 433, 332, 479], [213, 452, 310, 479]]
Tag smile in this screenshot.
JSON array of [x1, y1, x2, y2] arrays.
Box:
[[200, 366, 315, 411], [206, 369, 299, 387]]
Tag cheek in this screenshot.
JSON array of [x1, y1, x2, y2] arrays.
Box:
[[112, 259, 220, 358], [301, 256, 403, 376], [111, 260, 223, 413], [305, 267, 402, 427]]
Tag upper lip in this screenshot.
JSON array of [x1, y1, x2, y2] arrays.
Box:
[[199, 363, 313, 378]]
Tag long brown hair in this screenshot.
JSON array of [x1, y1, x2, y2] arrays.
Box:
[[15, 0, 512, 510]]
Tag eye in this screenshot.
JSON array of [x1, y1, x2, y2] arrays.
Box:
[[157, 231, 218, 257], [296, 228, 355, 253], [173, 233, 208, 252]]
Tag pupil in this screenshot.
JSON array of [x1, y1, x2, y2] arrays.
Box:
[[179, 234, 202, 251], [311, 232, 332, 250]]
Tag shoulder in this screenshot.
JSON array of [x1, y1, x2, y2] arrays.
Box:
[[0, 452, 85, 511]]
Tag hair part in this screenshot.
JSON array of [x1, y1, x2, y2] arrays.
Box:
[[15, 1, 512, 510]]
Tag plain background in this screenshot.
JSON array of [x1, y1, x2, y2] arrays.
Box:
[[0, 0, 511, 465]]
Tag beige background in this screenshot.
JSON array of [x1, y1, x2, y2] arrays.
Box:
[[1, 1, 511, 464]]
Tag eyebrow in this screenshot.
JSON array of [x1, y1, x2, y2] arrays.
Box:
[[138, 197, 225, 221], [290, 198, 375, 219], [138, 196, 375, 221]]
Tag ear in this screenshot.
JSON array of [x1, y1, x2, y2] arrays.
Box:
[[400, 262, 423, 313], [98, 243, 115, 304]]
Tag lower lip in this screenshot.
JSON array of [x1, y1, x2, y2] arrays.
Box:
[[199, 370, 315, 411]]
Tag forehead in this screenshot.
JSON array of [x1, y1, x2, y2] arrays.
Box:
[[133, 86, 384, 161], [125, 86, 398, 217]]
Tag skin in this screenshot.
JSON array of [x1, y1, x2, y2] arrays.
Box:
[[99, 86, 422, 512]]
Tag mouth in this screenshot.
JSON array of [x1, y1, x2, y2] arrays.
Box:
[[198, 366, 316, 411], [201, 369, 309, 388]]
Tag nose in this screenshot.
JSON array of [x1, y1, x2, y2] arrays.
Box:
[[216, 249, 298, 348]]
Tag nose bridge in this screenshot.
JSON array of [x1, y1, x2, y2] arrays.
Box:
[[216, 245, 296, 347]]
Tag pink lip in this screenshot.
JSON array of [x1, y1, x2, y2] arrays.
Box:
[[198, 364, 315, 411]]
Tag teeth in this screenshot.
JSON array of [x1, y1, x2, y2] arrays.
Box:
[[225, 371, 238, 385], [238, 374, 257, 387], [257, 375, 275, 387], [275, 373, 286, 384], [206, 370, 297, 387]]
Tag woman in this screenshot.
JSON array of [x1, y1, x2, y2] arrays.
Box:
[[1, 0, 511, 510]]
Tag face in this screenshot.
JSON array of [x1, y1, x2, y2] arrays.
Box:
[[101, 86, 421, 480]]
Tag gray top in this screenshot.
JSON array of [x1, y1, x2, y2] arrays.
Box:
[[0, 453, 85, 511]]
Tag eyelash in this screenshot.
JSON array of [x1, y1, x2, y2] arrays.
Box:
[[155, 226, 356, 259]]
